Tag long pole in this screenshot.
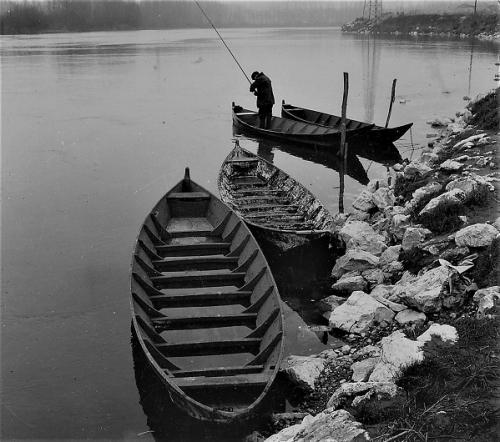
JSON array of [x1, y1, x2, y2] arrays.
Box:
[[385, 78, 397, 128], [339, 72, 349, 214], [194, 1, 251, 84]]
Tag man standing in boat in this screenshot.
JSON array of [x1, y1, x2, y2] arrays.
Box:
[[249, 71, 275, 129]]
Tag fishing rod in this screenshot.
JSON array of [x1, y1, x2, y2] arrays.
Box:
[[194, 0, 252, 84]]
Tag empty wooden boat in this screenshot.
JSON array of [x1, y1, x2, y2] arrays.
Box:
[[130, 168, 284, 423], [232, 103, 373, 148], [218, 142, 335, 252], [281, 101, 413, 143]]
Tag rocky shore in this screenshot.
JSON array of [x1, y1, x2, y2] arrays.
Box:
[[254, 89, 500, 441], [342, 13, 500, 41]]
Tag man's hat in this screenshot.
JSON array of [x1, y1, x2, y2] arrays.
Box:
[[251, 71, 260, 80]]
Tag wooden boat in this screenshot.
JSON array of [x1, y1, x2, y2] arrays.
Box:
[[218, 142, 335, 252], [232, 103, 373, 148], [281, 101, 413, 143], [130, 168, 285, 424]]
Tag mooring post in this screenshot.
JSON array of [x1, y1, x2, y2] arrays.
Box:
[[339, 72, 349, 214], [385, 78, 397, 128]]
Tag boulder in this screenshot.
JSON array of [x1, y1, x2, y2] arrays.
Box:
[[418, 189, 467, 217], [281, 355, 326, 391], [439, 159, 464, 172], [445, 174, 492, 202], [392, 266, 450, 313], [351, 357, 380, 382], [372, 187, 395, 210], [361, 268, 385, 288], [453, 133, 489, 149], [395, 309, 427, 326], [379, 245, 401, 267], [332, 275, 368, 294], [371, 294, 407, 313], [404, 161, 432, 178], [390, 214, 411, 241], [339, 220, 387, 256], [352, 190, 376, 213], [455, 223, 499, 248], [328, 291, 395, 334], [417, 323, 458, 345], [473, 286, 500, 318], [327, 382, 406, 419], [331, 250, 380, 279], [493, 217, 500, 232], [264, 409, 370, 442], [368, 331, 424, 382], [370, 284, 394, 299], [401, 227, 433, 251]]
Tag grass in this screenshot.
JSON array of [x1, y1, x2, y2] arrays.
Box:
[[368, 317, 500, 441], [468, 89, 500, 131]]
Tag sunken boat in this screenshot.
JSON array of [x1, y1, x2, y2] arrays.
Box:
[[281, 101, 412, 143], [218, 142, 335, 253], [130, 168, 284, 424], [232, 103, 373, 149]]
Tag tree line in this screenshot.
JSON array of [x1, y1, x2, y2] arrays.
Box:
[[1, 1, 496, 35]]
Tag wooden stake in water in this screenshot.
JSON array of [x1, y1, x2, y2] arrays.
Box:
[[339, 72, 349, 214], [385, 78, 397, 128]]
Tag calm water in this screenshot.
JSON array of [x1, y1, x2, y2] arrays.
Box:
[[1, 28, 497, 440]]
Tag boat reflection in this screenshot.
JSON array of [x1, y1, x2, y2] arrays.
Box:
[[348, 139, 403, 165], [233, 129, 370, 186]]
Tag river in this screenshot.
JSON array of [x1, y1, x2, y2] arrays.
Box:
[[1, 27, 497, 440]]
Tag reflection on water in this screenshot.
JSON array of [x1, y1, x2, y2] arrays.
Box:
[[2, 27, 498, 440]]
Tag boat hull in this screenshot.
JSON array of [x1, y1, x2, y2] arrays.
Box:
[[233, 103, 372, 148], [130, 170, 284, 424], [281, 102, 412, 143]]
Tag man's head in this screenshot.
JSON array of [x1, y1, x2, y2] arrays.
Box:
[[251, 71, 260, 80]]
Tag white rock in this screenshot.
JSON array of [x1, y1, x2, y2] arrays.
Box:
[[264, 409, 370, 442], [370, 284, 395, 299], [371, 294, 407, 312], [391, 214, 411, 240], [372, 187, 395, 210], [392, 266, 450, 313], [340, 220, 387, 256], [328, 291, 395, 334], [332, 275, 368, 294], [453, 133, 488, 149], [455, 223, 499, 248], [445, 174, 492, 200], [369, 331, 424, 382], [419, 189, 467, 217], [281, 355, 326, 391], [395, 309, 427, 326], [417, 323, 458, 344], [351, 357, 380, 382], [331, 249, 380, 279], [367, 178, 389, 193], [404, 161, 432, 178], [379, 245, 401, 266], [473, 286, 500, 318], [352, 190, 376, 213], [327, 382, 406, 417], [405, 182, 442, 213], [401, 227, 432, 251], [361, 268, 385, 287], [439, 159, 464, 172]]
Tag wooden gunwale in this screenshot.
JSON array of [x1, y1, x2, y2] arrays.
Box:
[[232, 103, 370, 148], [281, 101, 412, 143], [130, 170, 285, 423], [217, 144, 334, 239]]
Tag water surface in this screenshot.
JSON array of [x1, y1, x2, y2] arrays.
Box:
[[1, 27, 497, 440]]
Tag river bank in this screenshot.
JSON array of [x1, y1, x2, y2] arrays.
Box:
[[254, 89, 499, 441], [342, 13, 500, 41]]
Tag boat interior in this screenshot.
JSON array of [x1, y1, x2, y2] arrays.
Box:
[[130, 169, 283, 412]]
